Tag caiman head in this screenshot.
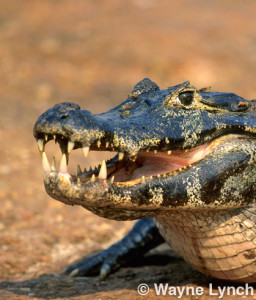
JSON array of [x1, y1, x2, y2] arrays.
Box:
[[33, 79, 256, 220]]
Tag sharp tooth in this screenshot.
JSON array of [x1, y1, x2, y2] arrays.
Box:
[[42, 152, 51, 172], [118, 152, 124, 161], [38, 139, 44, 153], [129, 154, 137, 162], [53, 135, 56, 140], [157, 174, 161, 178], [59, 154, 68, 173], [141, 176, 145, 182], [106, 142, 109, 148], [77, 164, 82, 175], [51, 156, 56, 171], [154, 150, 157, 154], [45, 135, 48, 142], [68, 141, 75, 153], [110, 176, 114, 184], [168, 151, 172, 155], [97, 140, 101, 148], [98, 160, 107, 180], [91, 174, 95, 182], [146, 149, 149, 152], [77, 178, 81, 184], [82, 146, 90, 158], [165, 137, 170, 144]]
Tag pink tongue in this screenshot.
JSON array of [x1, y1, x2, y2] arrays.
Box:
[[112, 144, 210, 182], [131, 158, 183, 180], [131, 144, 209, 180]]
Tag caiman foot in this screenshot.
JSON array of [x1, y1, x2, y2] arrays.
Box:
[[61, 218, 164, 280]]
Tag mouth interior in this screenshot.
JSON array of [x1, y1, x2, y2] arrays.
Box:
[[38, 136, 212, 185], [111, 145, 210, 182]]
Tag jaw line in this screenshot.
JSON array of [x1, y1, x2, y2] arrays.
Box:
[[41, 134, 233, 191]]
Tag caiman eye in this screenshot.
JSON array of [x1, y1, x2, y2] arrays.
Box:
[[178, 91, 194, 106]]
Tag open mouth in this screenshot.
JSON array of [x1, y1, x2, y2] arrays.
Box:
[[36, 134, 218, 187]]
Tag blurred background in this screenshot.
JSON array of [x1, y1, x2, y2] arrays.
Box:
[[0, 0, 256, 298]]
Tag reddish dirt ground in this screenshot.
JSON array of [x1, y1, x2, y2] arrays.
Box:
[[0, 0, 256, 299]]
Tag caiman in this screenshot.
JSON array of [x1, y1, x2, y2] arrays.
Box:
[[33, 78, 256, 283]]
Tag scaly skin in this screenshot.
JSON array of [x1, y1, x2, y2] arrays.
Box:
[[34, 79, 256, 282]]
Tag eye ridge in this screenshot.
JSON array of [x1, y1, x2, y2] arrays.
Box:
[[178, 91, 194, 106]]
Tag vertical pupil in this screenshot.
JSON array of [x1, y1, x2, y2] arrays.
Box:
[[179, 92, 193, 105]]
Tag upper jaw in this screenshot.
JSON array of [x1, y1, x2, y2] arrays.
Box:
[[33, 102, 250, 187], [33, 100, 214, 156]]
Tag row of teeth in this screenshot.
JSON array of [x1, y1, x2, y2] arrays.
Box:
[[37, 139, 125, 159], [37, 136, 174, 157], [38, 137, 115, 182], [41, 151, 112, 182], [37, 135, 184, 185], [40, 148, 190, 185], [37, 134, 175, 166]]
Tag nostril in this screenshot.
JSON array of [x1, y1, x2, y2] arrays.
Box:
[[145, 99, 154, 106], [60, 114, 68, 119]]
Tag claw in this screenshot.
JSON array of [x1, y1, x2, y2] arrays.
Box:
[[99, 263, 111, 280], [70, 268, 79, 277]]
